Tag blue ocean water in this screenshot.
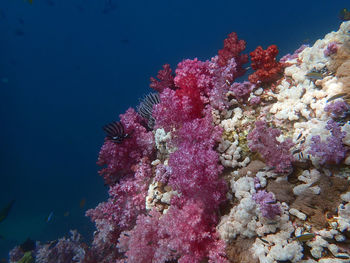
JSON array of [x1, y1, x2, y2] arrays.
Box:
[[0, 0, 348, 260]]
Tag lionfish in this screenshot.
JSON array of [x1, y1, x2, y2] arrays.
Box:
[[103, 121, 130, 143], [137, 92, 160, 129]]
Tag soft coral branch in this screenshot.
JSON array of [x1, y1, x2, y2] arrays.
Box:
[[217, 32, 248, 78], [248, 45, 284, 85], [247, 121, 294, 173], [150, 64, 176, 92], [97, 108, 154, 185]]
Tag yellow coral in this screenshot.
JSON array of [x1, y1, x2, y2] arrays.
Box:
[[238, 130, 250, 157], [18, 252, 34, 263], [222, 130, 236, 142]]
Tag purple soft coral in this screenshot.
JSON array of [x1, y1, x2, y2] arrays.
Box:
[[253, 190, 281, 219], [308, 119, 347, 165], [36, 230, 86, 263], [324, 41, 338, 57], [229, 81, 255, 103], [280, 44, 308, 63], [247, 121, 295, 173], [324, 100, 350, 119]]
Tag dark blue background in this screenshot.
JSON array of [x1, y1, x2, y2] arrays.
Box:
[[0, 0, 346, 259]]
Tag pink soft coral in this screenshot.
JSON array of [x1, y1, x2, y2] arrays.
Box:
[[168, 114, 227, 210], [118, 210, 166, 263], [86, 158, 153, 262], [87, 157, 152, 231], [150, 64, 176, 92], [174, 58, 212, 92], [159, 199, 228, 263], [153, 88, 204, 131], [97, 108, 154, 185], [118, 201, 228, 263]]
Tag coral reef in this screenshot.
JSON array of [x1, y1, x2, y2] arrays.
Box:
[[9, 22, 350, 263]]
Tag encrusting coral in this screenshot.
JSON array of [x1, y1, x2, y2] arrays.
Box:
[[9, 22, 350, 263]]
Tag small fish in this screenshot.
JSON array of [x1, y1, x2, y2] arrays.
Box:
[[79, 198, 86, 208], [296, 133, 302, 140], [267, 221, 278, 225], [46, 211, 54, 223], [63, 211, 70, 217], [339, 8, 350, 21], [300, 151, 304, 159], [294, 233, 315, 242], [309, 180, 319, 188], [0, 200, 15, 223], [48, 240, 58, 249], [327, 93, 348, 102], [335, 254, 350, 259], [259, 238, 270, 244], [20, 238, 36, 252], [264, 166, 276, 171], [300, 137, 306, 144], [305, 71, 323, 80], [292, 149, 302, 155]]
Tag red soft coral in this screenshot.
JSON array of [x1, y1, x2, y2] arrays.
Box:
[[175, 84, 204, 120], [248, 45, 284, 85], [97, 108, 154, 185], [217, 32, 248, 77]]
